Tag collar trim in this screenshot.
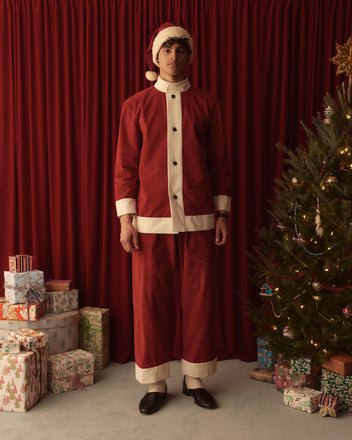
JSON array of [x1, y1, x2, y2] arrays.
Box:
[[154, 76, 191, 93]]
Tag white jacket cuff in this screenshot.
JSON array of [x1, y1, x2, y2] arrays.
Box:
[[213, 195, 231, 212], [115, 198, 137, 217]]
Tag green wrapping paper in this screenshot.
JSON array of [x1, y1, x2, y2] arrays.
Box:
[[79, 307, 109, 369], [321, 368, 352, 413]]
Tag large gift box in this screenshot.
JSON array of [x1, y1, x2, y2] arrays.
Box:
[[48, 349, 94, 394], [47, 289, 78, 314], [257, 338, 275, 369], [4, 270, 45, 304], [249, 368, 276, 384], [0, 349, 42, 412], [284, 386, 322, 413], [321, 368, 352, 413], [79, 307, 109, 370], [0, 311, 79, 355], [8, 329, 48, 398], [322, 354, 352, 376], [0, 297, 46, 321]]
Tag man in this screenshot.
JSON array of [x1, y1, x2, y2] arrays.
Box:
[[114, 22, 231, 415]]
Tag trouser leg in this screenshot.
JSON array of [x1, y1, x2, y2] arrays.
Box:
[[179, 230, 218, 378]]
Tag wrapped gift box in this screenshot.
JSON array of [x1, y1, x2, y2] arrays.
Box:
[[8, 329, 48, 398], [0, 297, 46, 321], [284, 386, 322, 413], [79, 307, 109, 370], [0, 310, 79, 355], [48, 349, 94, 394], [47, 289, 78, 314], [9, 255, 33, 272], [319, 393, 338, 417], [322, 354, 352, 376], [0, 349, 43, 412], [275, 361, 292, 392], [1, 340, 20, 354], [257, 338, 274, 369], [249, 368, 276, 384], [45, 280, 72, 292], [321, 368, 352, 413], [291, 358, 312, 375], [4, 270, 45, 304]]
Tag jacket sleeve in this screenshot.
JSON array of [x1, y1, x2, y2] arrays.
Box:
[[206, 99, 232, 212], [114, 99, 141, 217]]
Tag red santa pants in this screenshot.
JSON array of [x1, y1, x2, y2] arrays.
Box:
[[132, 230, 218, 384]]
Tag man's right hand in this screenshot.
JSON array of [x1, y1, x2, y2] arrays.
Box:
[[120, 214, 140, 253]]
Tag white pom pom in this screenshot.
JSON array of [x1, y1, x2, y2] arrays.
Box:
[[145, 71, 158, 81]]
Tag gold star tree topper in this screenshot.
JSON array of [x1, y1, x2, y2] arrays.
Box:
[[331, 36, 352, 76]]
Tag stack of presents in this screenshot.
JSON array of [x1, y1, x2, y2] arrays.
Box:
[[250, 337, 352, 416], [0, 254, 110, 412]]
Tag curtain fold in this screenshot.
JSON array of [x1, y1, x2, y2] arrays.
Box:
[[0, 0, 351, 363]]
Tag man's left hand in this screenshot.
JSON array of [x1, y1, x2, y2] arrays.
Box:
[[215, 216, 229, 246]]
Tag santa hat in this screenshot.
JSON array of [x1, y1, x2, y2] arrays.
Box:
[[145, 22, 194, 82]]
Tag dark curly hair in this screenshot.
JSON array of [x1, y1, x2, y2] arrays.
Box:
[[157, 37, 192, 59]]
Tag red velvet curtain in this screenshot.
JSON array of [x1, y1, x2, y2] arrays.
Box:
[[1, 0, 351, 363]]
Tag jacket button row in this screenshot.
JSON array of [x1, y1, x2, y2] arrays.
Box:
[[171, 94, 176, 99], [172, 127, 177, 132], [173, 161, 177, 165], [173, 195, 178, 200]]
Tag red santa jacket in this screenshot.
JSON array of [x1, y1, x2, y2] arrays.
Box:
[[114, 76, 231, 234]]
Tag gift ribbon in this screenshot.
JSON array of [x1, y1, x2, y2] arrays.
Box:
[[49, 352, 93, 391], [79, 316, 108, 341], [319, 393, 338, 417], [25, 288, 45, 320]]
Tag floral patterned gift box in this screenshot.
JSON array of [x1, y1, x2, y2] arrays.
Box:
[[0, 349, 43, 412], [0, 297, 46, 321], [47, 349, 94, 394], [4, 270, 45, 304], [47, 289, 78, 314], [284, 386, 322, 413], [256, 338, 275, 369], [321, 368, 352, 413], [79, 307, 110, 370]]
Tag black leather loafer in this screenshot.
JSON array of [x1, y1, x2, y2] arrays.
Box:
[[182, 376, 217, 409], [139, 385, 167, 415]]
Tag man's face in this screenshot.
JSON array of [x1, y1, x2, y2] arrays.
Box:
[[157, 42, 190, 83]]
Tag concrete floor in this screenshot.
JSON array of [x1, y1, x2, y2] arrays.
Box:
[[1, 359, 351, 440]]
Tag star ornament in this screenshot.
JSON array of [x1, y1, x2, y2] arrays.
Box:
[[330, 36, 352, 76]]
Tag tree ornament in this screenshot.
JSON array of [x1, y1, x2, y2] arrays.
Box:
[[312, 281, 322, 291], [325, 176, 338, 184], [315, 197, 324, 237], [343, 305, 352, 317], [330, 36, 352, 76], [260, 282, 275, 296], [283, 326, 294, 339], [291, 177, 298, 186], [324, 105, 334, 124]]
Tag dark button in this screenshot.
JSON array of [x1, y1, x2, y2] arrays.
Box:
[[172, 127, 177, 132], [171, 94, 176, 99], [173, 195, 178, 200], [173, 161, 178, 165]]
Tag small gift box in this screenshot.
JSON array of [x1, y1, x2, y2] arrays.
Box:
[[322, 354, 352, 376], [9, 254, 33, 272], [284, 386, 322, 413], [257, 338, 275, 369], [4, 270, 45, 304], [8, 329, 49, 398], [319, 393, 338, 417], [79, 307, 110, 370], [1, 340, 21, 354], [47, 289, 78, 314], [249, 368, 276, 384], [47, 349, 94, 394], [321, 368, 352, 413], [45, 280, 72, 292], [0, 349, 43, 412], [275, 361, 292, 392], [0, 297, 46, 321]]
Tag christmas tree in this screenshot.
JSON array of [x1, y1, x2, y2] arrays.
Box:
[[249, 37, 352, 365]]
